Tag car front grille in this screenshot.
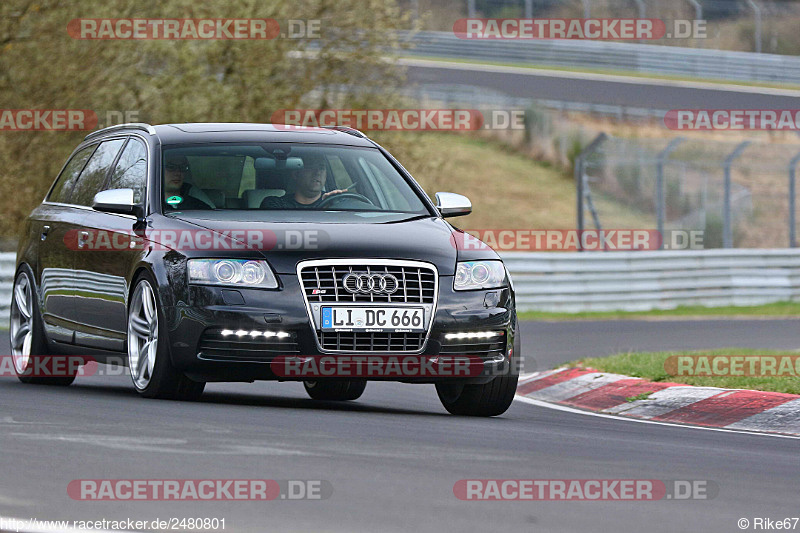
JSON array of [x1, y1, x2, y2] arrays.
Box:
[[320, 331, 426, 352], [299, 263, 436, 304], [197, 329, 299, 362], [298, 260, 439, 353]]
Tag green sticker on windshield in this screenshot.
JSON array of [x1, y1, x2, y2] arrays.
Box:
[[166, 195, 183, 205]]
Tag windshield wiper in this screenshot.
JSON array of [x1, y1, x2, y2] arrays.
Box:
[[383, 214, 434, 224]]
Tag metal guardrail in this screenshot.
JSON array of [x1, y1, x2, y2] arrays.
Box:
[[404, 31, 800, 85], [502, 249, 800, 312], [3, 250, 800, 323], [403, 84, 668, 121]]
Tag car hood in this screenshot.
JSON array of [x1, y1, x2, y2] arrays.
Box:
[[174, 215, 461, 275]]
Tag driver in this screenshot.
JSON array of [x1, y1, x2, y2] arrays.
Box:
[[261, 159, 346, 209], [163, 154, 211, 210]]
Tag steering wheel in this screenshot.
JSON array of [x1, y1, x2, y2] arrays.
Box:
[[316, 192, 375, 208]]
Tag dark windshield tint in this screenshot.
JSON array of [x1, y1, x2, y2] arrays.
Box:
[[161, 143, 430, 215]]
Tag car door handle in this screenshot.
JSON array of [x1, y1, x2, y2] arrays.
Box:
[[40, 225, 50, 241], [77, 230, 90, 248]]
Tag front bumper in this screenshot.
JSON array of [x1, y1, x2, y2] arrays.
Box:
[[165, 273, 517, 383]]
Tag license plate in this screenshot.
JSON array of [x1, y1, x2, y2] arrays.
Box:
[[321, 307, 425, 332]]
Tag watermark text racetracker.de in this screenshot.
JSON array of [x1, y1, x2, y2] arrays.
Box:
[[271, 109, 525, 131], [69, 479, 332, 501], [452, 229, 704, 252], [0, 109, 142, 131], [67, 18, 321, 40], [453, 18, 707, 40], [665, 355, 800, 377], [454, 479, 719, 501], [666, 109, 800, 131], [270, 355, 490, 378], [64, 228, 325, 252]]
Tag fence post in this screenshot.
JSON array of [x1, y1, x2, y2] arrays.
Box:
[[656, 137, 685, 249], [575, 133, 608, 250], [411, 0, 419, 23], [525, 0, 533, 18], [685, 0, 703, 47], [723, 141, 752, 248], [747, 0, 762, 53], [789, 151, 800, 247], [467, 0, 476, 18], [687, 0, 702, 21], [582, 0, 591, 18]]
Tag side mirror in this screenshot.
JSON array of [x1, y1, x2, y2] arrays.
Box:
[[92, 189, 141, 217], [435, 192, 472, 218]]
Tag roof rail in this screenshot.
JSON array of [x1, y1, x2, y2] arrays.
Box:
[[84, 123, 157, 141], [322, 125, 367, 138]]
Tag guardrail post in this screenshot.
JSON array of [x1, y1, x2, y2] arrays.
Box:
[[789, 151, 800, 247], [723, 141, 752, 248], [581, 0, 591, 18], [467, 0, 476, 18], [575, 133, 608, 251], [747, 0, 762, 53], [656, 137, 685, 249], [524, 0, 533, 19], [634, 0, 646, 43]]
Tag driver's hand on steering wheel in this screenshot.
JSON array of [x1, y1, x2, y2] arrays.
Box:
[[320, 189, 347, 200]]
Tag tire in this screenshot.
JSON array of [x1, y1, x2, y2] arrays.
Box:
[[303, 380, 367, 401], [127, 273, 205, 401], [9, 267, 75, 386], [435, 324, 520, 417]]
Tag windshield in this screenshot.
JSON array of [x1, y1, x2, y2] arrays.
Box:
[[161, 143, 431, 216]]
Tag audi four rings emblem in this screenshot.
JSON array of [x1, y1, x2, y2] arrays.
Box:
[[342, 273, 399, 295]]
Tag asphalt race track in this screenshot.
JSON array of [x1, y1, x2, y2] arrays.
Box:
[[405, 60, 800, 110], [1, 320, 799, 533]]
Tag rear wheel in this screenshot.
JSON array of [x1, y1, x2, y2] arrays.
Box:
[[127, 274, 204, 401], [303, 380, 366, 401], [9, 268, 75, 386]]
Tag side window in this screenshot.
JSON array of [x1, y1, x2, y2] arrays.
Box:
[[47, 145, 96, 203], [69, 138, 125, 206], [105, 138, 147, 203]]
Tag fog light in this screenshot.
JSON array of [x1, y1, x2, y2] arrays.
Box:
[[219, 329, 291, 340], [444, 331, 504, 341]]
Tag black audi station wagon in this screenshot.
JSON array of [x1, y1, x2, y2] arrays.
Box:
[[10, 123, 519, 416]]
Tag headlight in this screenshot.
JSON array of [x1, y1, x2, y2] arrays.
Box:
[[188, 259, 278, 289], [454, 261, 506, 291]]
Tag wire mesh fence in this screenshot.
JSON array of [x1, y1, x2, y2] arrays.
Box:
[[579, 135, 800, 248], [401, 83, 800, 249]]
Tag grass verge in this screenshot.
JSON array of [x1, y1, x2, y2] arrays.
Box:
[[569, 348, 800, 395], [518, 301, 800, 321]]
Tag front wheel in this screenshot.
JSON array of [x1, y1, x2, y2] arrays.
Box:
[[303, 380, 366, 401], [127, 275, 205, 401], [435, 374, 518, 417]]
